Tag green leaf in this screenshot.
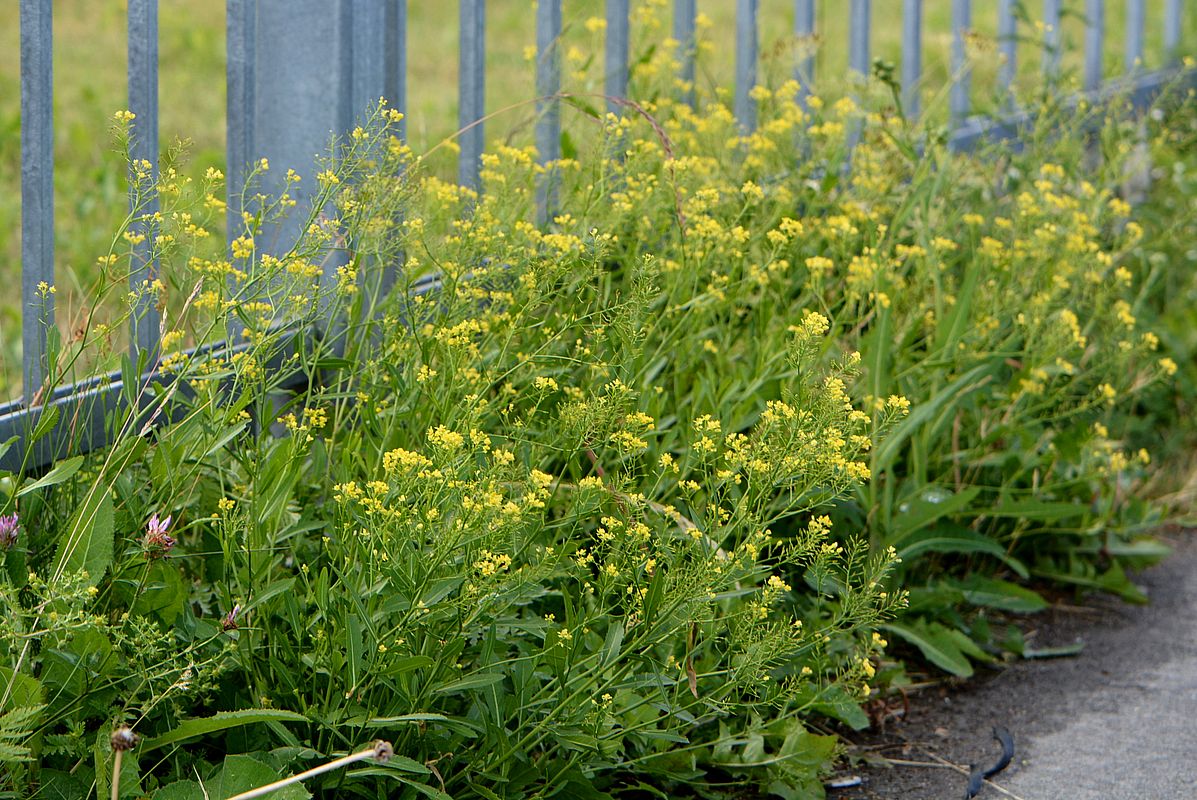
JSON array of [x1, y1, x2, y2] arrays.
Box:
[[31, 405, 60, 444], [33, 770, 91, 800], [53, 486, 114, 587], [151, 780, 205, 800], [1032, 560, 1148, 604], [350, 712, 482, 737], [809, 685, 870, 731], [18, 455, 84, 497], [600, 622, 625, 669], [882, 621, 974, 677], [896, 525, 1029, 579], [560, 129, 578, 161], [887, 486, 981, 546], [874, 362, 996, 470], [1101, 538, 1172, 561], [346, 614, 364, 689], [0, 668, 44, 713], [204, 754, 310, 800], [130, 562, 186, 623], [986, 499, 1085, 521], [954, 575, 1047, 613], [0, 704, 45, 761], [140, 709, 308, 754], [0, 436, 18, 471], [382, 755, 430, 774], [1023, 642, 1085, 659], [434, 672, 506, 694]]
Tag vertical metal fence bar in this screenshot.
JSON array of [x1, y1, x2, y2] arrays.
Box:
[[20, 0, 53, 404], [351, 3, 386, 125], [349, 2, 387, 297], [849, 0, 871, 79], [535, 0, 561, 225], [1043, 0, 1061, 79], [606, 0, 629, 115], [127, 0, 161, 369], [794, 0, 816, 107], [998, 0, 1018, 97], [225, 0, 254, 342], [950, 0, 971, 123], [381, 0, 408, 299], [734, 0, 758, 131], [458, 0, 485, 190], [1165, 0, 1183, 60], [902, 0, 923, 117], [673, 0, 696, 106], [386, 0, 408, 143], [1084, 0, 1105, 92], [1126, 0, 1146, 72]]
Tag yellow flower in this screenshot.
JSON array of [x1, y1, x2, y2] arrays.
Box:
[[427, 425, 465, 452]]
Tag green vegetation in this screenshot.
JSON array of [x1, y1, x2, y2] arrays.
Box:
[[1, 0, 1193, 394], [1, 2, 1195, 798]]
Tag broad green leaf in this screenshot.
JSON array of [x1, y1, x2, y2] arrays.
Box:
[[0, 668, 43, 712], [18, 455, 84, 497], [152, 780, 205, 800], [887, 486, 981, 546], [33, 770, 91, 800], [809, 685, 870, 731], [140, 709, 308, 754], [882, 621, 974, 677], [204, 754, 310, 800], [53, 486, 114, 587], [896, 525, 1029, 579], [954, 575, 1047, 613], [130, 562, 186, 623]]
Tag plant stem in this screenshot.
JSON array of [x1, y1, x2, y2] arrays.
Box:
[[111, 749, 122, 800], [225, 741, 392, 800]]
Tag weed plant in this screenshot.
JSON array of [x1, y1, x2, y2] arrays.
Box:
[[0, 24, 1193, 800]]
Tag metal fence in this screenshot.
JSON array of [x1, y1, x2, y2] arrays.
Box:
[[8, 0, 1192, 472]]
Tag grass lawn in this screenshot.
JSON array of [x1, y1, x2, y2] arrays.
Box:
[[0, 0, 1190, 397]]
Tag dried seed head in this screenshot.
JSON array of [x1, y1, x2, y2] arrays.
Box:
[[111, 725, 138, 751], [372, 740, 393, 763]]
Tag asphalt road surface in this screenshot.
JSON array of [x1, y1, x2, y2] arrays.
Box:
[[834, 530, 1197, 799]]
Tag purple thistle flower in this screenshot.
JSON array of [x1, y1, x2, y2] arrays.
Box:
[[221, 603, 242, 632], [0, 513, 18, 549], [144, 513, 175, 558]]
